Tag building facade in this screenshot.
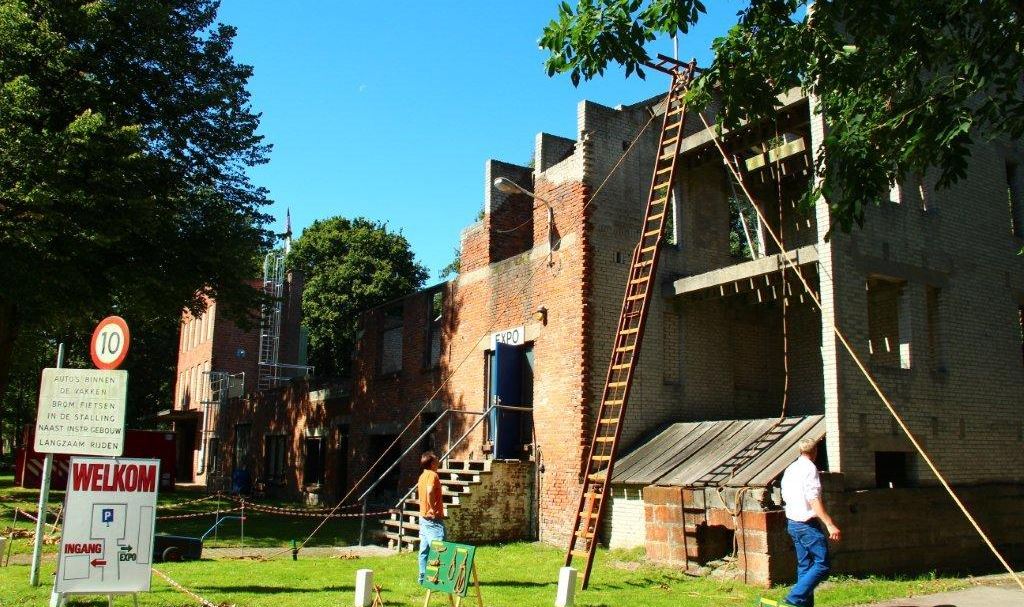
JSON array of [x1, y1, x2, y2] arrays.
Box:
[[165, 267, 306, 486], [194, 88, 1024, 582]]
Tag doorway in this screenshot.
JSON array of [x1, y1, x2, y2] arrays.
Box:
[[486, 342, 534, 459]]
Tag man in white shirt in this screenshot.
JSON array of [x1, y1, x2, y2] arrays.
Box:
[[780, 438, 841, 607]]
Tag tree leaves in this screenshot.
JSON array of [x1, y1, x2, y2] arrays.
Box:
[[0, 0, 273, 399], [540, 0, 1024, 233], [287, 217, 428, 377]]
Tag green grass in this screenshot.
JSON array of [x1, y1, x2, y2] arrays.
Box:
[[0, 543, 976, 607], [0, 474, 980, 606]]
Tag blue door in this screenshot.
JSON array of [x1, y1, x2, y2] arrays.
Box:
[[490, 342, 523, 459]]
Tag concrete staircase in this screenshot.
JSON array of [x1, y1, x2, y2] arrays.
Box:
[[382, 459, 490, 551]]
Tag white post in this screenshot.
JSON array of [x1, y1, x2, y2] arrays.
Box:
[[354, 568, 374, 607], [30, 343, 64, 586], [555, 566, 577, 607]]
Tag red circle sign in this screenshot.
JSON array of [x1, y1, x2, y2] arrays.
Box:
[[90, 316, 131, 370]]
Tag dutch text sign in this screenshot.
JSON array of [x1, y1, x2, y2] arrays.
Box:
[[35, 368, 127, 456], [55, 457, 158, 594]]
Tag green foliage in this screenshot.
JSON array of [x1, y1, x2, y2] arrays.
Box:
[[540, 0, 1024, 231], [288, 217, 428, 377], [0, 0, 273, 397], [439, 246, 461, 280]]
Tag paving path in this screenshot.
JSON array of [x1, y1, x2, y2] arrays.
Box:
[[854, 582, 1024, 607]]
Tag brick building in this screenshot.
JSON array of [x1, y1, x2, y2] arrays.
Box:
[[201, 87, 1023, 583], [163, 262, 307, 487]]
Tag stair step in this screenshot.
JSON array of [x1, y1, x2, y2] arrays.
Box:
[[384, 519, 420, 532]]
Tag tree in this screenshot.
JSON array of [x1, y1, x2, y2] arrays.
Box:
[[0, 1, 273, 400], [288, 217, 429, 377], [540, 0, 1024, 232]]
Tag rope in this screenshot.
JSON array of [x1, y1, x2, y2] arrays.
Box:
[[772, 122, 790, 421], [152, 567, 220, 607], [494, 108, 659, 234], [697, 110, 1024, 591], [273, 101, 663, 559]]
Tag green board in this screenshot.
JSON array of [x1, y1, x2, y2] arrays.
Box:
[[420, 540, 477, 597]]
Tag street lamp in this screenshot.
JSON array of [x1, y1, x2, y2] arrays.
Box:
[[491, 177, 557, 265]]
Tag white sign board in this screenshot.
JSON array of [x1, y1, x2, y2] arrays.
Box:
[[490, 325, 526, 350], [35, 368, 127, 456], [55, 457, 159, 594]]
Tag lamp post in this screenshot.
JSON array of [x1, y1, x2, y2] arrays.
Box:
[[491, 177, 556, 265]]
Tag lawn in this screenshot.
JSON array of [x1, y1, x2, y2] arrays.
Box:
[[0, 473, 979, 606]]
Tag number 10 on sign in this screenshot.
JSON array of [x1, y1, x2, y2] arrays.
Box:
[[90, 316, 131, 370]]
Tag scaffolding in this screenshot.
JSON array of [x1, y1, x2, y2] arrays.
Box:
[[257, 250, 313, 391], [198, 370, 245, 487]]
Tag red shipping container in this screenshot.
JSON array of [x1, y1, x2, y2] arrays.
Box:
[[14, 425, 177, 491]]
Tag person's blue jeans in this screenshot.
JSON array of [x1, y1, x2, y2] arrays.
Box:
[[417, 517, 446, 584], [784, 519, 830, 607]]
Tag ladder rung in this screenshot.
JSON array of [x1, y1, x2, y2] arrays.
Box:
[[599, 418, 619, 424], [608, 381, 627, 388], [655, 166, 673, 175], [615, 345, 635, 352], [626, 293, 646, 301], [587, 473, 606, 483], [595, 437, 615, 443], [636, 260, 654, 267], [592, 456, 611, 461], [661, 136, 679, 147], [604, 398, 624, 404], [611, 363, 631, 370], [644, 229, 660, 237], [646, 213, 665, 222], [571, 550, 590, 558], [667, 106, 685, 116], [640, 246, 657, 254], [575, 530, 594, 539], [629, 276, 649, 285], [620, 327, 639, 334]]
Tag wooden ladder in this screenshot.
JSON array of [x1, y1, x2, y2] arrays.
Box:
[[564, 55, 697, 589]]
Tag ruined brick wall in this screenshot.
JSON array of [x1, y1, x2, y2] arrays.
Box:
[[446, 461, 535, 543], [220, 380, 350, 501], [816, 130, 1024, 487]]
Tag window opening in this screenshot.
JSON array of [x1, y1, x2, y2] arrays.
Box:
[[866, 277, 909, 368], [875, 451, 913, 488], [336, 425, 350, 493], [425, 290, 444, 369], [264, 434, 287, 484], [380, 304, 404, 374], [303, 436, 325, 487], [233, 423, 251, 472]]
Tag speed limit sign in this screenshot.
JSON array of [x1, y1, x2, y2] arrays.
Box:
[[90, 316, 131, 370]]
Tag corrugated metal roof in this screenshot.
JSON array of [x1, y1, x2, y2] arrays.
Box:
[[611, 415, 825, 488]]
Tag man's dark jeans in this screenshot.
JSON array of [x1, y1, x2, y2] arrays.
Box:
[[784, 518, 830, 607]]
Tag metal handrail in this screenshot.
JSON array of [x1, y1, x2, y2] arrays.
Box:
[[356, 403, 534, 546]]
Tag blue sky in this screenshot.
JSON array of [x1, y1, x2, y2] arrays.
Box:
[[216, 1, 743, 282]]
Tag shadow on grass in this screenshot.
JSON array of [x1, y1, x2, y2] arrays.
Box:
[[201, 584, 354, 594], [479, 580, 552, 588]]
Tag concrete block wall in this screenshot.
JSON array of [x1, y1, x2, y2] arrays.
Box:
[[601, 486, 647, 549], [819, 135, 1024, 487]]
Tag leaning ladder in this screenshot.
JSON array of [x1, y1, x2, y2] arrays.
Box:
[[564, 56, 697, 589]]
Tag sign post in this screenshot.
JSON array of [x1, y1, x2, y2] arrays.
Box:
[[30, 315, 131, 587], [29, 344, 63, 586], [53, 457, 159, 604]]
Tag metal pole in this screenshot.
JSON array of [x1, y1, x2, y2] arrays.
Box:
[[358, 498, 368, 546], [30, 342, 63, 586]]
